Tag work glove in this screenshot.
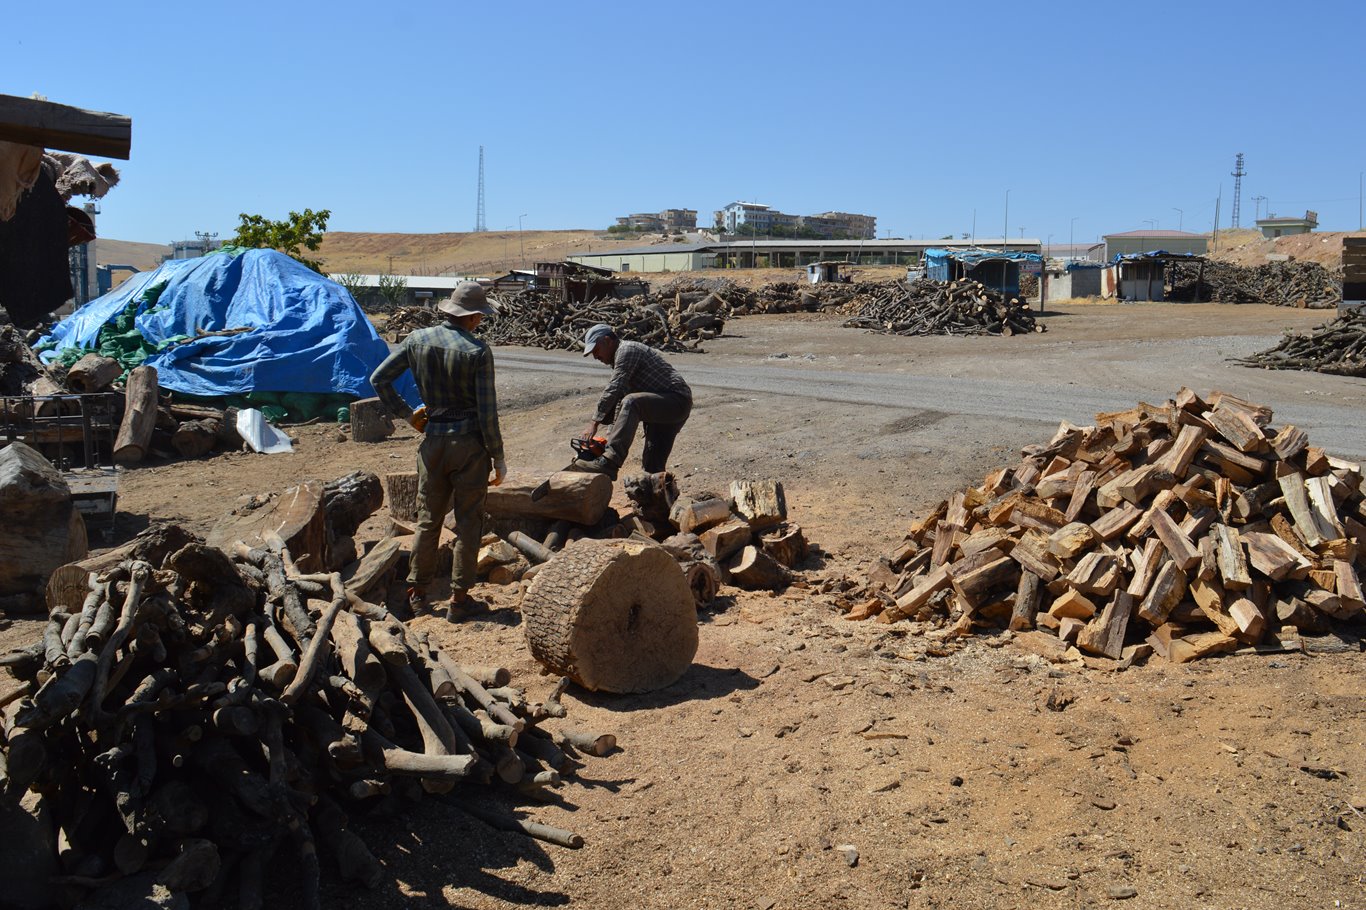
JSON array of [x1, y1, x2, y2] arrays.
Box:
[[408, 406, 428, 432], [491, 459, 507, 487]]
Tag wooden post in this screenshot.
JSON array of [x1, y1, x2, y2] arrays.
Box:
[[0, 93, 133, 158]]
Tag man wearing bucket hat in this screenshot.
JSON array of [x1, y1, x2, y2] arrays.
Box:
[[370, 281, 506, 617], [574, 323, 692, 480]]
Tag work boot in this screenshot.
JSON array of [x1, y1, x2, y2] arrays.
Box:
[[569, 454, 619, 481], [447, 590, 489, 621]]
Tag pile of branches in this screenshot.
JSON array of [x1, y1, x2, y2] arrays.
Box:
[[383, 306, 444, 343], [842, 278, 1043, 336], [0, 524, 610, 906], [479, 290, 723, 353], [1168, 260, 1341, 308], [1235, 309, 1366, 377], [841, 388, 1366, 663]]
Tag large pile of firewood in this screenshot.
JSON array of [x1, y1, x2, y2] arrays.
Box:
[[0, 485, 611, 906], [1235, 309, 1366, 377], [842, 278, 1043, 336], [843, 389, 1365, 663], [1168, 260, 1341, 308], [479, 290, 722, 353]]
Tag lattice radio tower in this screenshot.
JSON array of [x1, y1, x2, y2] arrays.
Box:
[[1230, 152, 1246, 229], [474, 146, 487, 232]]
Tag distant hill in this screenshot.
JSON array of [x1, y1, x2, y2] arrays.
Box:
[[96, 239, 169, 272], [1208, 228, 1364, 269], [313, 229, 672, 276]]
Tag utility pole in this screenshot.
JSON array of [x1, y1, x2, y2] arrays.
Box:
[[1172, 208, 1183, 232], [518, 214, 527, 267], [1230, 153, 1246, 228], [1002, 191, 1009, 251], [474, 146, 487, 232], [1252, 195, 1267, 222], [1069, 216, 1078, 260]]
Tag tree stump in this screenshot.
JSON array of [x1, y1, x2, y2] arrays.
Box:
[[171, 419, 220, 458], [726, 545, 790, 591], [521, 538, 697, 693], [113, 365, 159, 464], [207, 481, 329, 572], [349, 397, 394, 443]]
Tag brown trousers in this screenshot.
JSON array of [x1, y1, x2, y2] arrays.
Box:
[[408, 433, 489, 592]]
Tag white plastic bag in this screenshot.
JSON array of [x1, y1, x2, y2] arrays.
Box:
[[236, 407, 293, 454]]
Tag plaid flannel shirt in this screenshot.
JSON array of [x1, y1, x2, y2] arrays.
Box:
[[594, 340, 692, 424], [369, 323, 504, 461]]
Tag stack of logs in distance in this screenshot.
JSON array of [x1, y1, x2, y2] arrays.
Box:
[[841, 277, 1044, 337], [849, 389, 1366, 663], [1167, 259, 1341, 308], [0, 528, 611, 906], [1237, 308, 1366, 378], [385, 290, 727, 354]]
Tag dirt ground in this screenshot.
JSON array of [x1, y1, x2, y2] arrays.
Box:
[[5, 301, 1366, 909]]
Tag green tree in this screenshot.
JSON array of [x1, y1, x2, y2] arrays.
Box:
[[229, 208, 331, 272], [377, 273, 408, 310]]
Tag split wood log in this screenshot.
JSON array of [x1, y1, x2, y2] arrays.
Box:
[[113, 365, 159, 464], [669, 497, 732, 534], [621, 472, 678, 525], [342, 537, 401, 596], [729, 479, 786, 530], [726, 545, 790, 591], [521, 538, 698, 693], [760, 523, 807, 568]]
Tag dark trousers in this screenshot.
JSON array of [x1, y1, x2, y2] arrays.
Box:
[[605, 392, 691, 473], [409, 433, 489, 592]]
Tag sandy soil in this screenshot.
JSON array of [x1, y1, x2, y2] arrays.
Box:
[[4, 302, 1366, 909]]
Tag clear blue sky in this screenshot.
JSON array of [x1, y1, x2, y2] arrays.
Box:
[[8, 0, 1365, 244]]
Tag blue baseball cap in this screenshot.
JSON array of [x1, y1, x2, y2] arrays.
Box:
[[582, 323, 616, 355]]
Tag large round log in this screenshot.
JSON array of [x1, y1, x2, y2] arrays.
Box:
[[206, 480, 328, 573], [66, 353, 122, 392], [521, 538, 697, 693]]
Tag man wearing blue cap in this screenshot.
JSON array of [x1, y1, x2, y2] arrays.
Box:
[[575, 323, 692, 480]]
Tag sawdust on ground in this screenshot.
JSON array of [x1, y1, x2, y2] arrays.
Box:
[[4, 303, 1365, 909]]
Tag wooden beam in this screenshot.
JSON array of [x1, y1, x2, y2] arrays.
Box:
[[0, 93, 132, 159]]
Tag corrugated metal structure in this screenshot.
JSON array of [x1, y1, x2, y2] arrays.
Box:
[[1104, 251, 1206, 302], [1103, 229, 1208, 260], [924, 248, 1044, 297], [568, 238, 1041, 274]]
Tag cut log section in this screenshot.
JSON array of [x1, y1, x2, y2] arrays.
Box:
[[207, 480, 329, 573], [66, 353, 122, 392], [729, 479, 787, 530], [0, 442, 87, 611], [521, 538, 698, 693], [349, 397, 395, 443], [113, 365, 159, 464], [487, 471, 613, 526]]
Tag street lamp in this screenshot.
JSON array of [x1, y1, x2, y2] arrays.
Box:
[[1002, 190, 1010, 250], [518, 214, 528, 267], [1143, 219, 1156, 231], [1069, 216, 1078, 260], [1172, 208, 1184, 232], [504, 226, 513, 264]]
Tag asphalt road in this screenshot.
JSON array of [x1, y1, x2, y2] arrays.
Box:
[[494, 348, 1366, 461]]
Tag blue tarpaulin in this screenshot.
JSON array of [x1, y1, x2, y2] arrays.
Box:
[[1109, 250, 1206, 263], [924, 248, 1044, 294], [38, 248, 417, 409]]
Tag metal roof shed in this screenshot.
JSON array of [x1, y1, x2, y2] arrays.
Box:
[[1107, 251, 1207, 302], [924, 248, 1043, 298]]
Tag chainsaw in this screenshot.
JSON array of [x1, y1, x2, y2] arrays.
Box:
[[530, 436, 607, 501]]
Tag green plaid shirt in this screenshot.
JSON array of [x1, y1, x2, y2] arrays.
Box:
[[369, 323, 504, 461]]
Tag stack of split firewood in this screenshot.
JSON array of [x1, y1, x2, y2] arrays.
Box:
[[0, 507, 612, 906], [1236, 309, 1366, 378], [1167, 260, 1341, 308], [845, 389, 1366, 663], [842, 278, 1043, 337]]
